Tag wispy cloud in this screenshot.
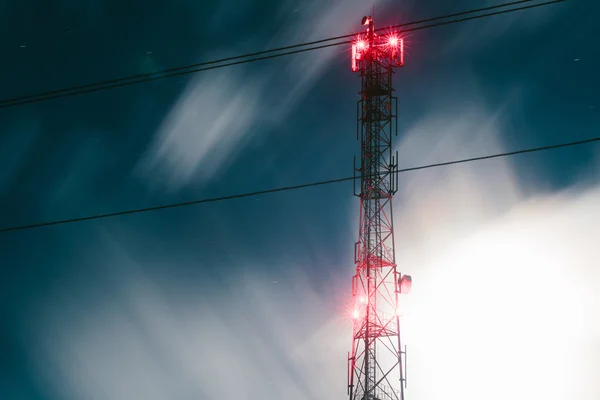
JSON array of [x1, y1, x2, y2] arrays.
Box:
[[28, 259, 349, 400], [394, 102, 522, 247], [136, 71, 265, 190]]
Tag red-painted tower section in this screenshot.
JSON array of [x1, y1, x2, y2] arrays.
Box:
[[348, 16, 411, 400]]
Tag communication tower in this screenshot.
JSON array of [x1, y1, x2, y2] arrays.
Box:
[[348, 16, 412, 400]]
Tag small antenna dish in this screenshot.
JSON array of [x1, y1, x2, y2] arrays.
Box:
[[361, 16, 369, 25]]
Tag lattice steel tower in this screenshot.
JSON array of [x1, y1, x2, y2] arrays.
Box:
[[347, 16, 412, 400]]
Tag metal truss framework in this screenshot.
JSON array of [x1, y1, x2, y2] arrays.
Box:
[[348, 16, 407, 400]]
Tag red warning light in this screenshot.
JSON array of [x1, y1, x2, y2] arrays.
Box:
[[352, 38, 367, 72], [388, 35, 399, 47]]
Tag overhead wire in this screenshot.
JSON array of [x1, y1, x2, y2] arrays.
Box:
[[1, 134, 597, 234], [0, 0, 564, 109]]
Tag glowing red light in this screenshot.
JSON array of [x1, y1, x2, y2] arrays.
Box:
[[351, 38, 367, 72], [388, 36, 398, 47], [352, 309, 360, 319]]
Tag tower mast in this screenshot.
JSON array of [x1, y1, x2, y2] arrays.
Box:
[[348, 16, 412, 400]]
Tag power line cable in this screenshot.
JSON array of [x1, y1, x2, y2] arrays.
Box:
[[388, 0, 563, 31], [1, 134, 596, 234], [0, 0, 563, 109]]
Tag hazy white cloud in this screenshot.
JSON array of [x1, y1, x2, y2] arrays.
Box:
[[400, 185, 600, 400], [138, 0, 386, 191], [29, 261, 350, 400], [398, 108, 521, 239], [136, 71, 264, 190]]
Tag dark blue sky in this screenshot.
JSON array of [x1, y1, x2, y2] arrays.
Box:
[[1, 1, 599, 399]]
